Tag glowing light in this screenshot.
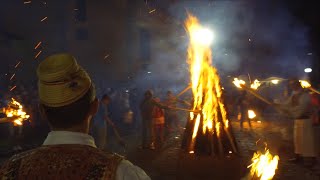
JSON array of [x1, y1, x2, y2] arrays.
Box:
[[257, 121, 262, 124], [189, 25, 214, 46], [248, 110, 256, 119], [271, 80, 279, 85], [304, 68, 312, 73], [250, 79, 261, 90], [233, 78, 246, 88], [299, 80, 311, 88]]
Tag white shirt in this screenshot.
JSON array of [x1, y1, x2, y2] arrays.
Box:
[[43, 131, 151, 180]]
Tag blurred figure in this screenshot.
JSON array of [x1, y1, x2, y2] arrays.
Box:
[[140, 90, 167, 149], [235, 90, 251, 130], [164, 91, 179, 133], [152, 97, 165, 147], [275, 79, 315, 167], [92, 94, 113, 150]]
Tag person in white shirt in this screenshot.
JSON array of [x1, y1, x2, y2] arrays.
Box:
[[275, 79, 316, 167]]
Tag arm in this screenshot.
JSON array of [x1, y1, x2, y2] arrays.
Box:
[[277, 93, 311, 119]]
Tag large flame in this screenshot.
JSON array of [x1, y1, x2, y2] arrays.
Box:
[[186, 14, 228, 145], [248, 149, 279, 180], [3, 98, 30, 126]]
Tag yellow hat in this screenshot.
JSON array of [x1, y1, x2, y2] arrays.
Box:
[[37, 53, 94, 107]]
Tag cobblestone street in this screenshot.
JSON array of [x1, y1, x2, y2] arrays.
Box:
[[123, 117, 320, 180], [1, 117, 320, 180]]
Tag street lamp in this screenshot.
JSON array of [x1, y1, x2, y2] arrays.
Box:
[[304, 68, 312, 73]]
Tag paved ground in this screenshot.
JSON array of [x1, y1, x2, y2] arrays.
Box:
[[1, 116, 320, 179]]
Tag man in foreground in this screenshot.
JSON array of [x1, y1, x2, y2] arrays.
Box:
[[0, 53, 150, 179]]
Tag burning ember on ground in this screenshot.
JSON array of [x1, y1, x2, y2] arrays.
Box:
[[2, 98, 30, 126], [185, 14, 231, 152], [247, 148, 279, 180], [248, 110, 257, 119]]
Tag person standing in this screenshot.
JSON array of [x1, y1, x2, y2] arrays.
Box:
[[140, 90, 168, 149], [275, 79, 316, 167], [235, 90, 251, 130], [92, 94, 113, 150], [152, 97, 165, 147]]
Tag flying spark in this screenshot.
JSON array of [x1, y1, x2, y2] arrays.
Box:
[[41, 17, 48, 22], [10, 74, 15, 81], [149, 9, 156, 13], [34, 41, 42, 49], [35, 51, 42, 59], [10, 86, 17, 91], [24, 1, 31, 4], [104, 54, 110, 59], [14, 61, 21, 68]]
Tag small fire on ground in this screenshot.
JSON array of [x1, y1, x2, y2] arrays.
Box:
[[247, 149, 279, 180]]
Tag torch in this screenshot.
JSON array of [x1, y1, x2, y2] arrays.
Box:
[[299, 80, 320, 95]]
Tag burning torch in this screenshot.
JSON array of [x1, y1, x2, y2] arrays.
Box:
[[299, 80, 320, 95]]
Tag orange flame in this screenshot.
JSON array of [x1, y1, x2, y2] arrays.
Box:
[[233, 78, 246, 88], [250, 79, 261, 90], [3, 98, 30, 126], [185, 14, 228, 146], [248, 149, 279, 180]]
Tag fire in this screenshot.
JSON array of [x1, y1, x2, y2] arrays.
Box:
[[185, 14, 228, 145], [3, 98, 30, 126], [248, 110, 256, 119], [250, 79, 261, 90], [248, 149, 279, 180], [299, 80, 311, 88], [271, 79, 279, 84], [233, 78, 246, 88]]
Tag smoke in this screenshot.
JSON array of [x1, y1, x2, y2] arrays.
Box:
[[147, 0, 312, 80]]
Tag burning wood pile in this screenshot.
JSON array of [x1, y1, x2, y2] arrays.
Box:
[[181, 14, 238, 156], [0, 98, 30, 126]]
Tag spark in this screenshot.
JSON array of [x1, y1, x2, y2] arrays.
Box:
[[14, 61, 21, 68], [10, 73, 16, 81], [41, 17, 48, 22], [24, 1, 31, 4], [10, 86, 17, 91], [35, 51, 42, 59], [104, 54, 110, 59], [34, 41, 42, 49], [74, 8, 78, 10], [149, 9, 156, 13]]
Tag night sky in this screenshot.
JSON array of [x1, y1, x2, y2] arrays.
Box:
[[0, 0, 320, 92]]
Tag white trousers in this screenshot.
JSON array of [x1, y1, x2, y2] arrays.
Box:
[[294, 119, 317, 157]]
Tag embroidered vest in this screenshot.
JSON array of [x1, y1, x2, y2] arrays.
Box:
[[0, 144, 123, 180]]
